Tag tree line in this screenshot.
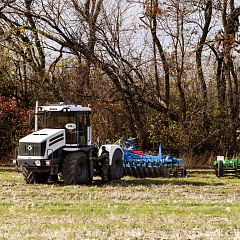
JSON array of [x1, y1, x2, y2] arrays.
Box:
[[0, 0, 240, 165]]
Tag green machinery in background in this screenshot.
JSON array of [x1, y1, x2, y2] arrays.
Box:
[[214, 155, 240, 178]]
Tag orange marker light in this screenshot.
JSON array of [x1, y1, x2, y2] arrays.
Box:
[[46, 160, 51, 166], [88, 104, 91, 108]]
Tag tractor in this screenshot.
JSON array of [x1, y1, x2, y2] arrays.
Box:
[[214, 155, 240, 178], [12, 102, 123, 184]]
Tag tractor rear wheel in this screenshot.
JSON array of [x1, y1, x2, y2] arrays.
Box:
[[62, 152, 89, 185], [23, 167, 49, 184], [109, 149, 123, 180]]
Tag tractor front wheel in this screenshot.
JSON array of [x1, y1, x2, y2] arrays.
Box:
[[23, 167, 49, 184], [62, 152, 89, 185]]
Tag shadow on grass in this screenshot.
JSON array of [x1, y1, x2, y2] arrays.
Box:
[[84, 173, 227, 187], [109, 178, 225, 187], [48, 173, 235, 187], [1, 171, 232, 188]]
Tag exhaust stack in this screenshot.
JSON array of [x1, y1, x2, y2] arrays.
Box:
[[35, 100, 38, 132]]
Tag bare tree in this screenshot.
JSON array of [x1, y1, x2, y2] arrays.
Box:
[[220, 0, 240, 148], [0, 0, 64, 104]]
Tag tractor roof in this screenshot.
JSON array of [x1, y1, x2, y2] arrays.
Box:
[[38, 104, 91, 112]]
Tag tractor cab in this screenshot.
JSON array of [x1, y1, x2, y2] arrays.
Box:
[[37, 103, 92, 147]]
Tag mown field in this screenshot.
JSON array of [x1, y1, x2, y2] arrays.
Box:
[[0, 172, 240, 240]]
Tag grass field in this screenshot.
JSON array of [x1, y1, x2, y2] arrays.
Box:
[[0, 172, 240, 240]]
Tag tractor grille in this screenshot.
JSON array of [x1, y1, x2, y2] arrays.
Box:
[[19, 141, 46, 156]]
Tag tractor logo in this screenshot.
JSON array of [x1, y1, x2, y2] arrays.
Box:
[[28, 145, 33, 151], [65, 123, 76, 130]]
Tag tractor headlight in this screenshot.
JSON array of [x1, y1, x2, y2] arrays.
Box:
[[35, 160, 41, 166], [12, 159, 17, 165]]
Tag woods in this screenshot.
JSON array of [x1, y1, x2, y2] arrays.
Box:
[[0, 0, 240, 165]]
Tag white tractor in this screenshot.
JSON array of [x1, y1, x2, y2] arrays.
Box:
[[13, 102, 123, 184]]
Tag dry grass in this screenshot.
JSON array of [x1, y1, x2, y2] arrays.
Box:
[[0, 172, 240, 239]]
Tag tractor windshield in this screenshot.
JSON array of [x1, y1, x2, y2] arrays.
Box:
[[44, 112, 76, 129], [43, 111, 88, 145]]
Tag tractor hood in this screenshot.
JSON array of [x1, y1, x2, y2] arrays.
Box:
[[19, 129, 65, 143], [18, 129, 65, 159]]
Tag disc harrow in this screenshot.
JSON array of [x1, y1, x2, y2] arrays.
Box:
[[115, 138, 187, 178]]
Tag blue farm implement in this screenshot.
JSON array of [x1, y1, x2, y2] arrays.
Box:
[[115, 138, 187, 178], [214, 155, 240, 178]]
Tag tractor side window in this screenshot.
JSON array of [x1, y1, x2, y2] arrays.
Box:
[[65, 113, 87, 145], [78, 114, 87, 144]]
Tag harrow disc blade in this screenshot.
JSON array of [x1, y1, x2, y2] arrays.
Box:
[[141, 167, 150, 178], [163, 167, 171, 178], [153, 167, 160, 177], [131, 167, 139, 178], [125, 167, 132, 176], [158, 167, 165, 177], [147, 167, 155, 178], [136, 167, 144, 178]]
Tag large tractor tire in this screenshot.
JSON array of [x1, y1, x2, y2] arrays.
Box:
[[23, 167, 49, 184], [62, 152, 89, 185], [109, 149, 123, 180]]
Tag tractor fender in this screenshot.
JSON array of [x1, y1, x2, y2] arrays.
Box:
[[99, 144, 123, 166]]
